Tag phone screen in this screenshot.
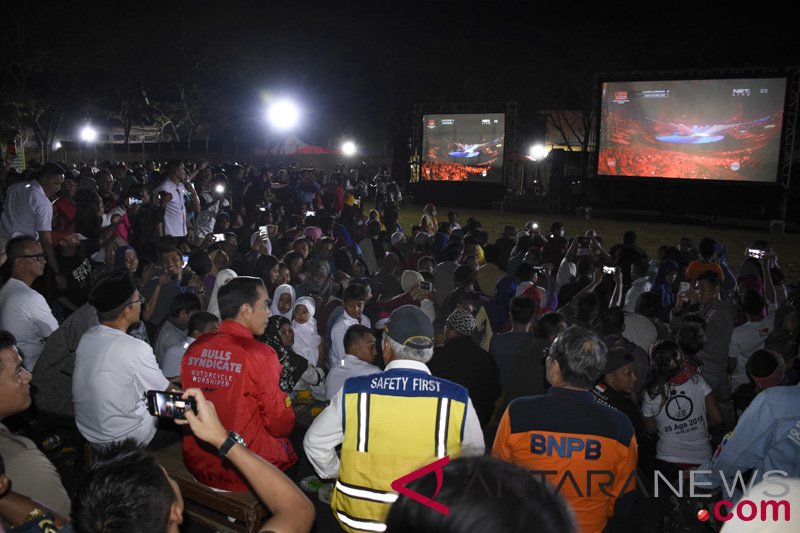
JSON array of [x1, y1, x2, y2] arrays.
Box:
[[679, 282, 691, 293], [146, 390, 195, 419]]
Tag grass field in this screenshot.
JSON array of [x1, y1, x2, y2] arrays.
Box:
[[397, 206, 800, 283]]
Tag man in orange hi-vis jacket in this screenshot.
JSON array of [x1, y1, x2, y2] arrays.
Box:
[[492, 326, 638, 533]]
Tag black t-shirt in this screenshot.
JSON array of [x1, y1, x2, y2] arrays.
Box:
[[58, 254, 93, 309], [592, 381, 645, 438]]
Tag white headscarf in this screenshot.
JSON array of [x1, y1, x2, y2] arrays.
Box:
[[207, 268, 238, 319], [270, 284, 296, 319], [292, 296, 321, 365]]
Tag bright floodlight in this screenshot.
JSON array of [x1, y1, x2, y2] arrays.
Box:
[[267, 99, 300, 131], [54, 141, 62, 150], [80, 125, 97, 143], [341, 141, 357, 157], [529, 144, 548, 161]]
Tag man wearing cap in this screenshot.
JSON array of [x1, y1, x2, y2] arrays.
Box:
[[304, 305, 485, 533], [73, 270, 177, 449], [591, 336, 644, 438], [428, 308, 501, 427]]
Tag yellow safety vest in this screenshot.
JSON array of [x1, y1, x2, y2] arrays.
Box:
[[331, 368, 469, 532]]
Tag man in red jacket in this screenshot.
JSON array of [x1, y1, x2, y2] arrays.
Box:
[[181, 276, 297, 491]]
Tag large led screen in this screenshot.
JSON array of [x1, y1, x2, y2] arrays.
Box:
[[421, 113, 505, 182], [597, 78, 786, 182]]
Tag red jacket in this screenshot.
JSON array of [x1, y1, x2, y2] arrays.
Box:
[[181, 320, 297, 491]]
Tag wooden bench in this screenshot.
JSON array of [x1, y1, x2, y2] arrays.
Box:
[[155, 442, 269, 533]]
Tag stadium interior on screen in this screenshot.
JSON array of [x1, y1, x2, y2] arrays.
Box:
[[598, 78, 786, 182], [421, 114, 505, 182]]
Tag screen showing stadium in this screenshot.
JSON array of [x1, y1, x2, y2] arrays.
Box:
[[421, 113, 505, 182], [597, 78, 787, 182]]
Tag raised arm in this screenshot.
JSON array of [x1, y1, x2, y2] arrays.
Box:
[[179, 389, 315, 533]]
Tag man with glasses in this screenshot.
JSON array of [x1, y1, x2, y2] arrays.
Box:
[[0, 235, 59, 370], [73, 269, 179, 449], [0, 162, 66, 285]]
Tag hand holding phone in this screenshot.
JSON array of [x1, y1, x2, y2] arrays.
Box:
[[146, 390, 197, 419]]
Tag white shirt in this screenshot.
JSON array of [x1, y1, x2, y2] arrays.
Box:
[[642, 374, 713, 464], [728, 304, 778, 390], [162, 336, 195, 379], [153, 179, 187, 237], [0, 180, 53, 245], [328, 312, 371, 368], [303, 359, 485, 479], [324, 353, 382, 400], [624, 276, 653, 313], [0, 278, 59, 370], [73, 324, 169, 446]]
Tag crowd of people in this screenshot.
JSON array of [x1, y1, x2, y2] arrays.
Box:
[[0, 155, 798, 532]]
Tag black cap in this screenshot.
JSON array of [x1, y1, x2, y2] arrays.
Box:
[[385, 305, 434, 349], [603, 336, 635, 374], [89, 270, 137, 313]]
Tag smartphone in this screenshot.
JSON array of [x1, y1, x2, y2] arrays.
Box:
[[746, 248, 765, 259], [182, 255, 189, 268], [146, 390, 197, 419], [128, 196, 143, 206], [259, 225, 268, 239], [213, 233, 226, 242], [419, 281, 433, 291], [602, 266, 616, 275], [305, 210, 316, 217], [679, 281, 691, 293]]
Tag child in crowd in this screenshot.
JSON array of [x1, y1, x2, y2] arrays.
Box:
[[328, 282, 371, 367], [270, 284, 296, 319], [292, 296, 323, 367]]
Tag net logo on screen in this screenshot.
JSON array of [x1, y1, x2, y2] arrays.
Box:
[[732, 88, 751, 97]]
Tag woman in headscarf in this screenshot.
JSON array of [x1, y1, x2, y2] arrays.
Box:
[[270, 284, 296, 319], [299, 259, 334, 304], [292, 296, 323, 366], [484, 276, 517, 335], [652, 259, 680, 322], [114, 245, 139, 276], [207, 268, 238, 319], [264, 315, 325, 396]]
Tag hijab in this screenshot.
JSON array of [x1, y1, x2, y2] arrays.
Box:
[[265, 315, 309, 392], [207, 268, 238, 319], [292, 296, 321, 365], [114, 245, 136, 271], [302, 260, 334, 302], [270, 284, 296, 319]]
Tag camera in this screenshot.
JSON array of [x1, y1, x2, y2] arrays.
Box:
[[146, 390, 197, 419], [419, 281, 433, 291], [602, 266, 617, 275]]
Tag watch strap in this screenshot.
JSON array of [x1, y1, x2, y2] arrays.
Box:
[[218, 431, 245, 458]]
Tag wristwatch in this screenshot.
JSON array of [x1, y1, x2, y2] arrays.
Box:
[[218, 431, 246, 458]]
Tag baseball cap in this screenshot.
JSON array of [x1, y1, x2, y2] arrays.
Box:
[[385, 305, 434, 349]]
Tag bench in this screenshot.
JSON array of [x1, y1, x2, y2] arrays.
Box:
[[155, 442, 269, 533]]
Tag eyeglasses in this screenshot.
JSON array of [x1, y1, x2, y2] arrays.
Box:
[[17, 254, 46, 262], [127, 296, 146, 307]]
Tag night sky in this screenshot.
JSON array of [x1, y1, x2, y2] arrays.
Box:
[[2, 2, 798, 149]]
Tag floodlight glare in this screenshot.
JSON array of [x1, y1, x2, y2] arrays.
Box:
[[54, 141, 62, 150], [529, 144, 549, 161], [80, 125, 98, 143], [341, 141, 357, 156], [267, 99, 300, 131]]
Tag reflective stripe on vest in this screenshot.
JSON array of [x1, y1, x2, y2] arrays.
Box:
[[336, 511, 388, 532], [335, 480, 399, 504]]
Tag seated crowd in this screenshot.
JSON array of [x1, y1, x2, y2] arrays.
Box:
[[0, 157, 798, 533]]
